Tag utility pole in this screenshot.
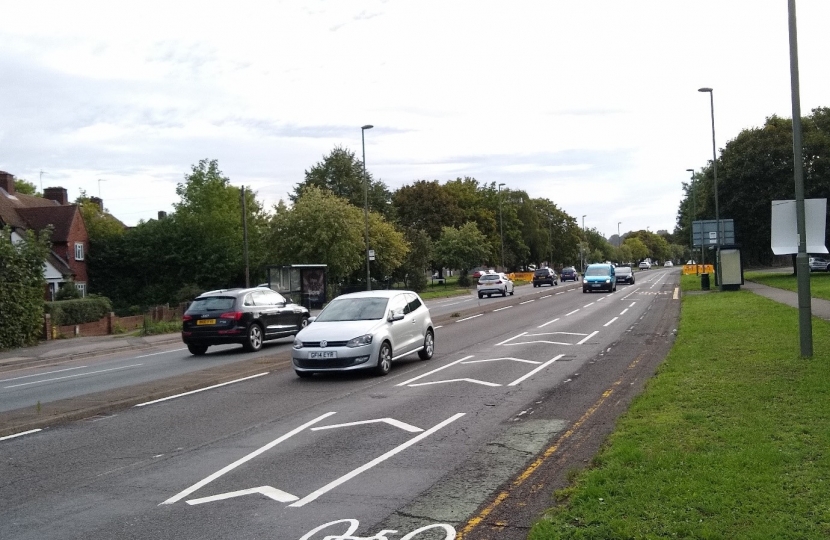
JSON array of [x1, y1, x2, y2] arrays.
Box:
[[241, 186, 250, 288]]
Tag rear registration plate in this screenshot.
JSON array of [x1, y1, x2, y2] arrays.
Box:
[[197, 319, 216, 325], [591, 283, 601, 287], [310, 351, 337, 359]]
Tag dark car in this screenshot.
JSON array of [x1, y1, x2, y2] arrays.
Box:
[[182, 287, 310, 355], [532, 267, 558, 287], [560, 267, 580, 282], [615, 265, 635, 284]]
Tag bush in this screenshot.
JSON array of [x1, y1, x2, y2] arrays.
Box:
[[0, 226, 51, 349], [55, 281, 81, 300], [46, 295, 113, 326]]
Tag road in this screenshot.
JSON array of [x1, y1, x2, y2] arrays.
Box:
[[0, 269, 679, 540]]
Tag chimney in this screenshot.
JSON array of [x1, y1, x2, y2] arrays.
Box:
[[44, 187, 69, 205], [158, 211, 167, 220], [0, 171, 14, 194], [90, 196, 104, 211]]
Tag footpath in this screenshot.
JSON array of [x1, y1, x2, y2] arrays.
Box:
[[2, 281, 829, 438]]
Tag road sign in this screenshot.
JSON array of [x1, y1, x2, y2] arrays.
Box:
[[692, 219, 734, 247]]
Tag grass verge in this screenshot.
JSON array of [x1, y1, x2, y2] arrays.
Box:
[[745, 270, 830, 302], [529, 281, 830, 539]]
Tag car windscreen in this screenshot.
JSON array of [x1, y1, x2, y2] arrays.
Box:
[[585, 267, 611, 277], [315, 297, 389, 322], [187, 297, 235, 312]]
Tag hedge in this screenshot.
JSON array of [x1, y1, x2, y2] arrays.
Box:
[[45, 295, 113, 327]]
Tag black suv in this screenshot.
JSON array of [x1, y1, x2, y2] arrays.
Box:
[[182, 287, 310, 355], [532, 268, 558, 287]]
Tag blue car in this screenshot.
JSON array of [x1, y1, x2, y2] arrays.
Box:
[[582, 264, 617, 293]]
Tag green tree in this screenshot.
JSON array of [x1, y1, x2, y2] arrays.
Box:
[[13, 178, 39, 196], [293, 146, 391, 217], [433, 222, 492, 285], [391, 180, 463, 240], [392, 228, 432, 291], [623, 237, 649, 262], [75, 190, 126, 241], [0, 226, 51, 348]]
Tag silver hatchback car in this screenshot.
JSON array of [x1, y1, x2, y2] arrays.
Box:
[[292, 290, 434, 377]]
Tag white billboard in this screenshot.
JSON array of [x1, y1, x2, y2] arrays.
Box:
[[770, 199, 828, 255]]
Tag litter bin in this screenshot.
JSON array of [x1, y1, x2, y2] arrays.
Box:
[[701, 273, 710, 291]]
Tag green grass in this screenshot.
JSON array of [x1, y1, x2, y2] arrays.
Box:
[[745, 270, 830, 302], [529, 284, 830, 539]]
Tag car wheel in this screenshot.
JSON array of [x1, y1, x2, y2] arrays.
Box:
[[418, 329, 434, 360], [510, 289, 514, 295], [502, 290, 507, 297], [243, 323, 263, 352], [295, 370, 313, 378], [478, 293, 484, 299], [583, 288, 588, 293], [299, 316, 309, 330], [187, 344, 208, 356], [375, 342, 392, 376]]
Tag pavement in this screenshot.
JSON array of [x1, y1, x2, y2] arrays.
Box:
[[1, 281, 828, 438]]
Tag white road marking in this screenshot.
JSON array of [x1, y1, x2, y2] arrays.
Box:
[[620, 308, 629, 315], [577, 331, 599, 345], [455, 314, 483, 323], [397, 355, 474, 386], [604, 317, 618, 327], [187, 486, 298, 505], [136, 348, 188, 358], [673, 287, 679, 300], [0, 365, 87, 383], [493, 306, 513, 312], [519, 299, 535, 305], [495, 332, 527, 346], [629, 302, 637, 307], [556, 291, 565, 295], [538, 317, 560, 328], [161, 412, 337, 505], [408, 378, 502, 387], [565, 309, 579, 316], [4, 364, 143, 389], [0, 429, 42, 441], [311, 418, 423, 433], [540, 294, 552, 299], [135, 373, 269, 407], [583, 302, 594, 308], [434, 325, 443, 329], [289, 413, 465, 507], [461, 357, 542, 365], [509, 354, 564, 386]]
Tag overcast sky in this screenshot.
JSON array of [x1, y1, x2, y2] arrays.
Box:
[[2, 1, 828, 240]]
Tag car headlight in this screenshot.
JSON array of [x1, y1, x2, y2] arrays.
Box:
[[605, 279, 611, 283], [347, 334, 373, 348], [293, 338, 303, 349]]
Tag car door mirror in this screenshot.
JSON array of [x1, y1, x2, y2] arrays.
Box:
[[388, 310, 405, 322], [308, 316, 317, 324]]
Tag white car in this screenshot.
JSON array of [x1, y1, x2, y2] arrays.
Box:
[[638, 261, 652, 270], [664, 261, 674, 267], [292, 290, 434, 377], [477, 272, 514, 298]]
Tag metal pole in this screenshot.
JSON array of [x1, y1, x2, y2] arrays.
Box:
[[241, 186, 250, 288], [686, 168, 697, 274], [581, 215, 586, 272], [699, 87, 721, 289], [788, 0, 813, 357], [617, 222, 621, 249], [498, 183, 505, 270], [361, 125, 373, 291]]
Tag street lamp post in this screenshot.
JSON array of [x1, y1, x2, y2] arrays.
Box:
[[581, 214, 586, 272], [698, 87, 722, 290], [361, 124, 373, 291], [617, 222, 621, 249], [686, 168, 698, 274], [498, 183, 506, 271]]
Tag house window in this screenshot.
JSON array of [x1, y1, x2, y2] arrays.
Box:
[[75, 242, 85, 261], [75, 282, 86, 297]]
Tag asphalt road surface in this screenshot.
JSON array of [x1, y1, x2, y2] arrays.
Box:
[[0, 269, 680, 540]]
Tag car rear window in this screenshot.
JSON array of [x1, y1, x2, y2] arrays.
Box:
[[534, 270, 548, 276], [480, 275, 499, 281], [187, 297, 235, 312]]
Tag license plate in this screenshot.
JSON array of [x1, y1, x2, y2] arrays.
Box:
[[197, 319, 216, 325], [310, 351, 337, 359], [591, 283, 600, 287]]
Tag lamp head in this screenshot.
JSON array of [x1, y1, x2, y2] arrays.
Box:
[[698, 87, 712, 93], [361, 124, 374, 130], [686, 168, 694, 173]]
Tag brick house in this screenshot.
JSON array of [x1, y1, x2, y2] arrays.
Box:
[[0, 170, 90, 299]]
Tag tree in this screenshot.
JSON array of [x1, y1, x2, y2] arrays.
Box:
[[678, 107, 830, 265], [433, 222, 492, 285], [0, 226, 51, 348], [623, 237, 649, 262], [75, 190, 126, 241], [13, 178, 39, 196], [392, 228, 432, 291], [391, 180, 463, 240], [293, 146, 391, 217]]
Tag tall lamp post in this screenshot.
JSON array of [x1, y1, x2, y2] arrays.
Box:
[[698, 87, 722, 290], [617, 222, 621, 249], [498, 183, 506, 270], [361, 124, 373, 291], [686, 168, 699, 274], [581, 214, 586, 272], [787, 0, 812, 356]]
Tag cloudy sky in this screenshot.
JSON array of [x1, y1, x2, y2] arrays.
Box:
[[2, 1, 828, 240]]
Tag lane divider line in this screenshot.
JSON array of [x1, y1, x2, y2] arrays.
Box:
[[136, 373, 268, 407], [396, 355, 474, 386], [603, 317, 618, 327], [577, 331, 599, 345], [0, 428, 42, 442], [509, 354, 564, 386], [4, 364, 144, 389]]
